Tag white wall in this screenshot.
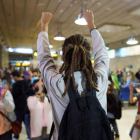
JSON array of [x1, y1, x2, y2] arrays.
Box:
[[109, 55, 140, 73]]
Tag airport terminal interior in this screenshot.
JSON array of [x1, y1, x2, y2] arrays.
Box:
[[1, 0, 140, 140]]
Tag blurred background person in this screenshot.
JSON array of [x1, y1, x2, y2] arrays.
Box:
[[0, 69, 12, 89], [11, 70, 28, 140], [28, 78, 52, 140], [129, 84, 140, 140], [107, 76, 121, 140], [0, 85, 16, 140], [122, 69, 136, 88], [135, 68, 140, 82]]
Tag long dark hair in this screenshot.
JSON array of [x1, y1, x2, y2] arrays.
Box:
[[59, 34, 99, 97]]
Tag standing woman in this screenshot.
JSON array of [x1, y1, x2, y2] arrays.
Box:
[[27, 79, 52, 140], [0, 85, 16, 140], [37, 10, 109, 140]]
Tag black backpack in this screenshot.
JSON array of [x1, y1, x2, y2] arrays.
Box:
[[107, 92, 122, 120], [49, 78, 114, 140]]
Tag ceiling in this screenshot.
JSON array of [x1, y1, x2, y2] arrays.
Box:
[[0, 0, 140, 51]]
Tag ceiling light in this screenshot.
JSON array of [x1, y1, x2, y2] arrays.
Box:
[[8, 47, 33, 54], [75, 4, 87, 25], [54, 28, 65, 41], [15, 48, 33, 54], [8, 48, 14, 52], [106, 47, 109, 50], [126, 33, 138, 45], [60, 50, 63, 55], [34, 51, 37, 57], [49, 45, 53, 48]]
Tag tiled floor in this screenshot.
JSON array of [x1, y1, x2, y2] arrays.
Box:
[[19, 106, 137, 140]]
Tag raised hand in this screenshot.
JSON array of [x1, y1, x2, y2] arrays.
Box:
[[41, 12, 52, 32], [1, 85, 8, 99], [83, 10, 95, 30]]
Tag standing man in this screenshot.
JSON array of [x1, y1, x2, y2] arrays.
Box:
[[11, 70, 28, 140]]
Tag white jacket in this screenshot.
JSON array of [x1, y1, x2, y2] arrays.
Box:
[[0, 90, 16, 124], [27, 96, 52, 138], [37, 29, 110, 140]]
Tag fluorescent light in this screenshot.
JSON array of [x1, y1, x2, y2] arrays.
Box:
[[8, 48, 14, 52], [75, 14, 87, 25], [49, 45, 53, 48], [8, 47, 33, 54], [60, 50, 63, 55], [126, 33, 138, 45], [15, 48, 33, 54]]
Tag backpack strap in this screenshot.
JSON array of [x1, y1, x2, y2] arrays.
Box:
[[64, 77, 80, 99], [138, 97, 140, 114], [49, 122, 55, 140]]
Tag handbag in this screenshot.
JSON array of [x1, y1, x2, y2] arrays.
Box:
[[0, 111, 22, 135]]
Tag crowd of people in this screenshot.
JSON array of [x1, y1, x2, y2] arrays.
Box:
[[0, 67, 52, 140], [0, 10, 140, 140]]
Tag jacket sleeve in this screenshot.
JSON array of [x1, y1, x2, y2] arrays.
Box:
[[37, 32, 58, 90], [27, 96, 39, 110], [91, 29, 110, 112], [2, 90, 15, 112]]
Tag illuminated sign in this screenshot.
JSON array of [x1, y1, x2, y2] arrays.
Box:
[[119, 45, 140, 57], [108, 49, 115, 59]]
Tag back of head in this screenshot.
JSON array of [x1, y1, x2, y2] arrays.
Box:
[[11, 70, 20, 78], [59, 34, 99, 96]]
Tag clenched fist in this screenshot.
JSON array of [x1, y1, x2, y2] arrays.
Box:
[[83, 10, 95, 30], [41, 12, 52, 26]]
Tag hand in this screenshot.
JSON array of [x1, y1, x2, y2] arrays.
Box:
[[1, 85, 8, 99], [129, 84, 134, 91], [83, 10, 95, 30], [41, 12, 52, 31], [35, 93, 41, 99]]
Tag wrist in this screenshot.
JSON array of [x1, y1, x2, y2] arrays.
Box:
[[87, 21, 96, 30], [41, 23, 48, 32]]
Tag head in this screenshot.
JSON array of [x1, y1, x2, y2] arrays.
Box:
[[32, 79, 44, 95], [11, 70, 20, 81], [32, 69, 38, 78], [32, 79, 40, 92], [59, 34, 99, 96]]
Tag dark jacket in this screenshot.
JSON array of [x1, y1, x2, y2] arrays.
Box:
[[12, 80, 28, 111]]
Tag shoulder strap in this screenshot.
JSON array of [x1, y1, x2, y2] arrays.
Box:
[[138, 98, 140, 114], [0, 111, 12, 123], [49, 122, 55, 140], [64, 77, 80, 99]]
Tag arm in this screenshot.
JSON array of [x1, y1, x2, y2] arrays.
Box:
[[129, 84, 138, 104], [83, 10, 109, 89], [124, 78, 131, 88], [135, 87, 140, 93], [37, 12, 57, 89], [1, 89, 15, 112]]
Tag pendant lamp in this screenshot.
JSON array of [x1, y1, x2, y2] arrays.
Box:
[[75, 4, 87, 25], [54, 28, 65, 41], [126, 33, 138, 45]]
